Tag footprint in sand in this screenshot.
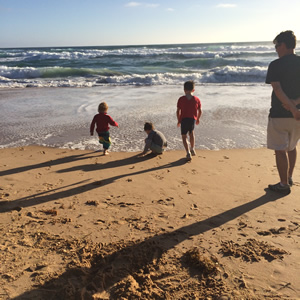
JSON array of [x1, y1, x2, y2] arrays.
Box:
[[190, 203, 198, 210], [0, 190, 10, 200], [153, 174, 164, 180], [43, 183, 54, 190], [40, 209, 58, 216], [153, 197, 175, 207], [220, 239, 288, 262], [118, 202, 135, 208], [181, 180, 188, 185], [257, 227, 286, 236], [238, 220, 248, 230], [181, 213, 195, 219], [85, 200, 99, 206]]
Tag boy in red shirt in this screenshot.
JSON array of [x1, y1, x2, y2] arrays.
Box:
[[90, 102, 119, 155], [177, 81, 202, 161]]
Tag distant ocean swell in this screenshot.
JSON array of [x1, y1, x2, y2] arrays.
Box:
[[0, 42, 283, 88]]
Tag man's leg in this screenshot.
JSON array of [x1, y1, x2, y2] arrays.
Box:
[[287, 148, 297, 179], [275, 150, 289, 185]]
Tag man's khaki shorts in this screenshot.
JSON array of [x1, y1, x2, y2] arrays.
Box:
[[267, 117, 300, 151]]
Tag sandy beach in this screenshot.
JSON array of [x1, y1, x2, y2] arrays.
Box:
[[0, 145, 299, 299]]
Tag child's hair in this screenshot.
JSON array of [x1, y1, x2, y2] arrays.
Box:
[[144, 122, 154, 131], [184, 80, 195, 91], [98, 102, 108, 113]]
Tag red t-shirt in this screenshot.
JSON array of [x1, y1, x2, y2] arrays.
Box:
[[177, 95, 201, 122], [90, 113, 118, 134]]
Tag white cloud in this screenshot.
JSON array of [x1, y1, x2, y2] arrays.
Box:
[[146, 4, 160, 8], [125, 2, 142, 7], [216, 3, 237, 8], [125, 2, 159, 8], [166, 8, 174, 12]]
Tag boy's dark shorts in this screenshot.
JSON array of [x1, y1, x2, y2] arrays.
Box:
[[181, 118, 195, 135]]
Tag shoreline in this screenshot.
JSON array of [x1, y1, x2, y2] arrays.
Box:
[[1, 145, 299, 298], [0, 85, 270, 151]]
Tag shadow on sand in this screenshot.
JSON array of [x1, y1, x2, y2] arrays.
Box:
[[0, 155, 186, 213], [11, 190, 286, 299]]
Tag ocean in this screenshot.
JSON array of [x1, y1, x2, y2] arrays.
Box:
[[0, 42, 294, 151]]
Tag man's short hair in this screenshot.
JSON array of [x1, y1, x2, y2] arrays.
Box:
[[273, 30, 297, 49], [184, 80, 195, 91], [144, 122, 154, 131]]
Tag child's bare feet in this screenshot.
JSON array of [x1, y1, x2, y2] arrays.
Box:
[[103, 150, 109, 155], [186, 152, 192, 161]]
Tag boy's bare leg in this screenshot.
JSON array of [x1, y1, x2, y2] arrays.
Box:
[[181, 134, 190, 153], [189, 131, 195, 150]]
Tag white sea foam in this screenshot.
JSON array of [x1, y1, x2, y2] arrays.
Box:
[[0, 48, 274, 63], [0, 67, 267, 89], [0, 85, 271, 151], [0, 42, 279, 88]]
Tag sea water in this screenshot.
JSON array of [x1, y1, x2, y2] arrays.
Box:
[[0, 42, 292, 151]]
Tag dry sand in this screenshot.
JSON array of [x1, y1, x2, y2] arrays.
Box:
[[0, 146, 299, 299]]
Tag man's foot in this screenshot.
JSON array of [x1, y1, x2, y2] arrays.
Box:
[[288, 177, 293, 186], [186, 152, 192, 161], [191, 149, 197, 156], [268, 182, 291, 194]]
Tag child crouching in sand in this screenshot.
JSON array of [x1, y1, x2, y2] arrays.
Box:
[[139, 122, 167, 157], [90, 102, 119, 155]]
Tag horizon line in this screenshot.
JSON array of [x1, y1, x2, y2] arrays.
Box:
[[0, 40, 272, 50]]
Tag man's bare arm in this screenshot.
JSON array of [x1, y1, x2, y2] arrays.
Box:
[[271, 81, 300, 120]]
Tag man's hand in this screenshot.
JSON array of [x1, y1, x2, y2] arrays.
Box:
[[283, 102, 300, 120], [292, 109, 300, 121], [272, 82, 300, 120], [282, 97, 300, 111]]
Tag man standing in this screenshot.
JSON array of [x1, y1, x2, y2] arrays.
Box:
[[266, 30, 300, 194]]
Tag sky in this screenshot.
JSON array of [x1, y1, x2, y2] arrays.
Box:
[[1, 0, 300, 48]]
